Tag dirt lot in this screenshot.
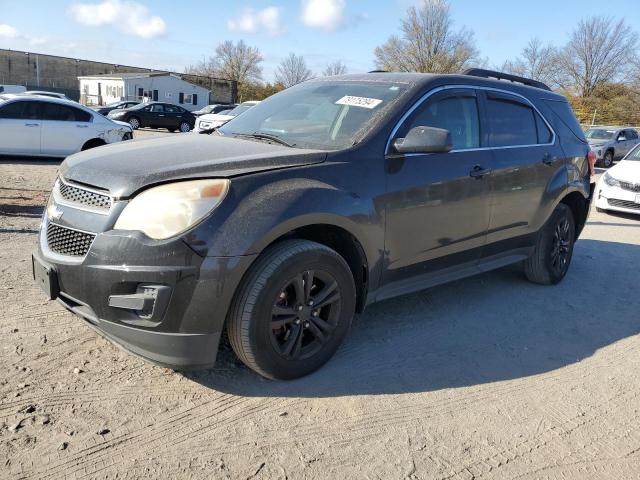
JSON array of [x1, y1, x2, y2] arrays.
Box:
[[1, 132, 640, 479]]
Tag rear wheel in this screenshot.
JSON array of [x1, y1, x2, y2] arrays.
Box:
[[524, 203, 575, 285], [128, 117, 141, 130], [227, 239, 356, 380]]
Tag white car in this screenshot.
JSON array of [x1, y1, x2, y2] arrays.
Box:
[[193, 101, 260, 133], [0, 95, 133, 157], [595, 144, 640, 215]]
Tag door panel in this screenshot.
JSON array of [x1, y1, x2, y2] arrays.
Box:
[[0, 101, 42, 155], [40, 103, 93, 156], [382, 89, 492, 286], [481, 90, 565, 247]]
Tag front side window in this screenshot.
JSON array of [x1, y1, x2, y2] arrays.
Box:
[[400, 94, 481, 150], [487, 97, 537, 147], [0, 101, 27, 119], [220, 81, 409, 149]]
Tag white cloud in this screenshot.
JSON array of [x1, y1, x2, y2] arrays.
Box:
[[70, 0, 166, 39], [227, 7, 283, 36], [0, 24, 19, 38], [301, 0, 345, 31]]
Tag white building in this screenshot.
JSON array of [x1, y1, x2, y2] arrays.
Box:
[[78, 73, 210, 111]]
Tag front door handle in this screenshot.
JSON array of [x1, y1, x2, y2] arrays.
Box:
[[76, 124, 89, 128], [469, 165, 492, 178], [542, 153, 555, 165], [24, 123, 39, 127]]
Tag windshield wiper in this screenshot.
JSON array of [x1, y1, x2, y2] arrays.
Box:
[[234, 132, 295, 148]]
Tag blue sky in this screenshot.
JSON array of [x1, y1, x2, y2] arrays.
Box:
[[1, 0, 639, 81]]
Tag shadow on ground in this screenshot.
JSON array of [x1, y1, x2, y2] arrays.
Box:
[[186, 239, 640, 397]]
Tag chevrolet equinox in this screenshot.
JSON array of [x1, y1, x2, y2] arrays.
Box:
[[33, 69, 593, 380]]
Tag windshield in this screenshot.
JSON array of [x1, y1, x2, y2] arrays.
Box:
[[220, 81, 409, 149], [226, 104, 254, 116], [585, 128, 615, 140], [626, 144, 640, 161]]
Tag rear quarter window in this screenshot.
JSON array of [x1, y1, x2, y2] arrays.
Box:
[[543, 99, 587, 143]]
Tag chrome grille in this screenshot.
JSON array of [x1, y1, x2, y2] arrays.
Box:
[[57, 179, 111, 212], [46, 223, 95, 257], [608, 198, 640, 211], [619, 181, 640, 193]]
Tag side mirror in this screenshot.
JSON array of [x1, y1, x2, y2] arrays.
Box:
[[393, 126, 453, 154], [617, 135, 626, 142]]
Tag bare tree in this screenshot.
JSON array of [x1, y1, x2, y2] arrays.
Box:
[[275, 53, 313, 88], [373, 0, 479, 73], [186, 40, 263, 84], [557, 16, 638, 97], [501, 38, 560, 87], [323, 61, 347, 76]]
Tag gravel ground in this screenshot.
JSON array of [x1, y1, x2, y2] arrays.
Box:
[[1, 133, 639, 479]]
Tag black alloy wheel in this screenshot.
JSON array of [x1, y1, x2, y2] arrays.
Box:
[[227, 239, 356, 380], [270, 269, 341, 361]]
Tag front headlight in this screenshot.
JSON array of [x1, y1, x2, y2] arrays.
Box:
[[603, 172, 620, 187], [114, 179, 230, 239]]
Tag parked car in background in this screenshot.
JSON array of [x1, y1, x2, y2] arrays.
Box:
[[192, 104, 237, 116], [193, 101, 260, 133], [585, 126, 640, 168], [93, 101, 139, 116], [108, 102, 195, 132], [21, 90, 70, 100], [32, 70, 592, 380], [0, 95, 132, 157], [0, 84, 27, 94], [595, 143, 640, 215]]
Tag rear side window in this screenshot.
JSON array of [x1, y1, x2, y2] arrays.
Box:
[[535, 112, 553, 144], [486, 97, 537, 147], [403, 95, 480, 150], [41, 103, 91, 122], [543, 99, 586, 143]]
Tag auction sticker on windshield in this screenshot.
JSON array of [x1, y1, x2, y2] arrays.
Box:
[[336, 96, 383, 109]]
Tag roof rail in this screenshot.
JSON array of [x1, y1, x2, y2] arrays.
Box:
[[368, 70, 388, 73], [463, 68, 551, 91]]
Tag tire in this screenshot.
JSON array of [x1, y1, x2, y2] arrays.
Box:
[[524, 203, 576, 285], [602, 150, 614, 168], [128, 117, 141, 130], [179, 121, 191, 133], [227, 239, 356, 380], [122, 132, 132, 141], [81, 139, 106, 151]]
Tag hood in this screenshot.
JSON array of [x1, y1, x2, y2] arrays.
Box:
[[609, 159, 640, 180], [111, 119, 132, 129], [60, 134, 327, 198], [200, 113, 234, 122]]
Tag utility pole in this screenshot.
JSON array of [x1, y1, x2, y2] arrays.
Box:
[[591, 109, 597, 126]]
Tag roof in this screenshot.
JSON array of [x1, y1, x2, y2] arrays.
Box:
[[77, 72, 178, 80], [313, 71, 566, 101]]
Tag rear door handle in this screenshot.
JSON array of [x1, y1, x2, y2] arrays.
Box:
[[542, 153, 555, 165], [76, 124, 89, 128], [469, 165, 492, 178], [25, 123, 39, 127]]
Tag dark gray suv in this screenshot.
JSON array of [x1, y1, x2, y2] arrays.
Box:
[[33, 69, 593, 380]]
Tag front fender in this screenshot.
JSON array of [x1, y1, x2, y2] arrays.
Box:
[[183, 171, 383, 270]]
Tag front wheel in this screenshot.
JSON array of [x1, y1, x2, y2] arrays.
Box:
[[524, 203, 576, 285], [179, 121, 191, 133], [128, 117, 140, 130], [602, 151, 614, 168], [227, 240, 356, 380]]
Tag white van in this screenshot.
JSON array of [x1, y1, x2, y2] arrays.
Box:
[[0, 85, 27, 94]]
